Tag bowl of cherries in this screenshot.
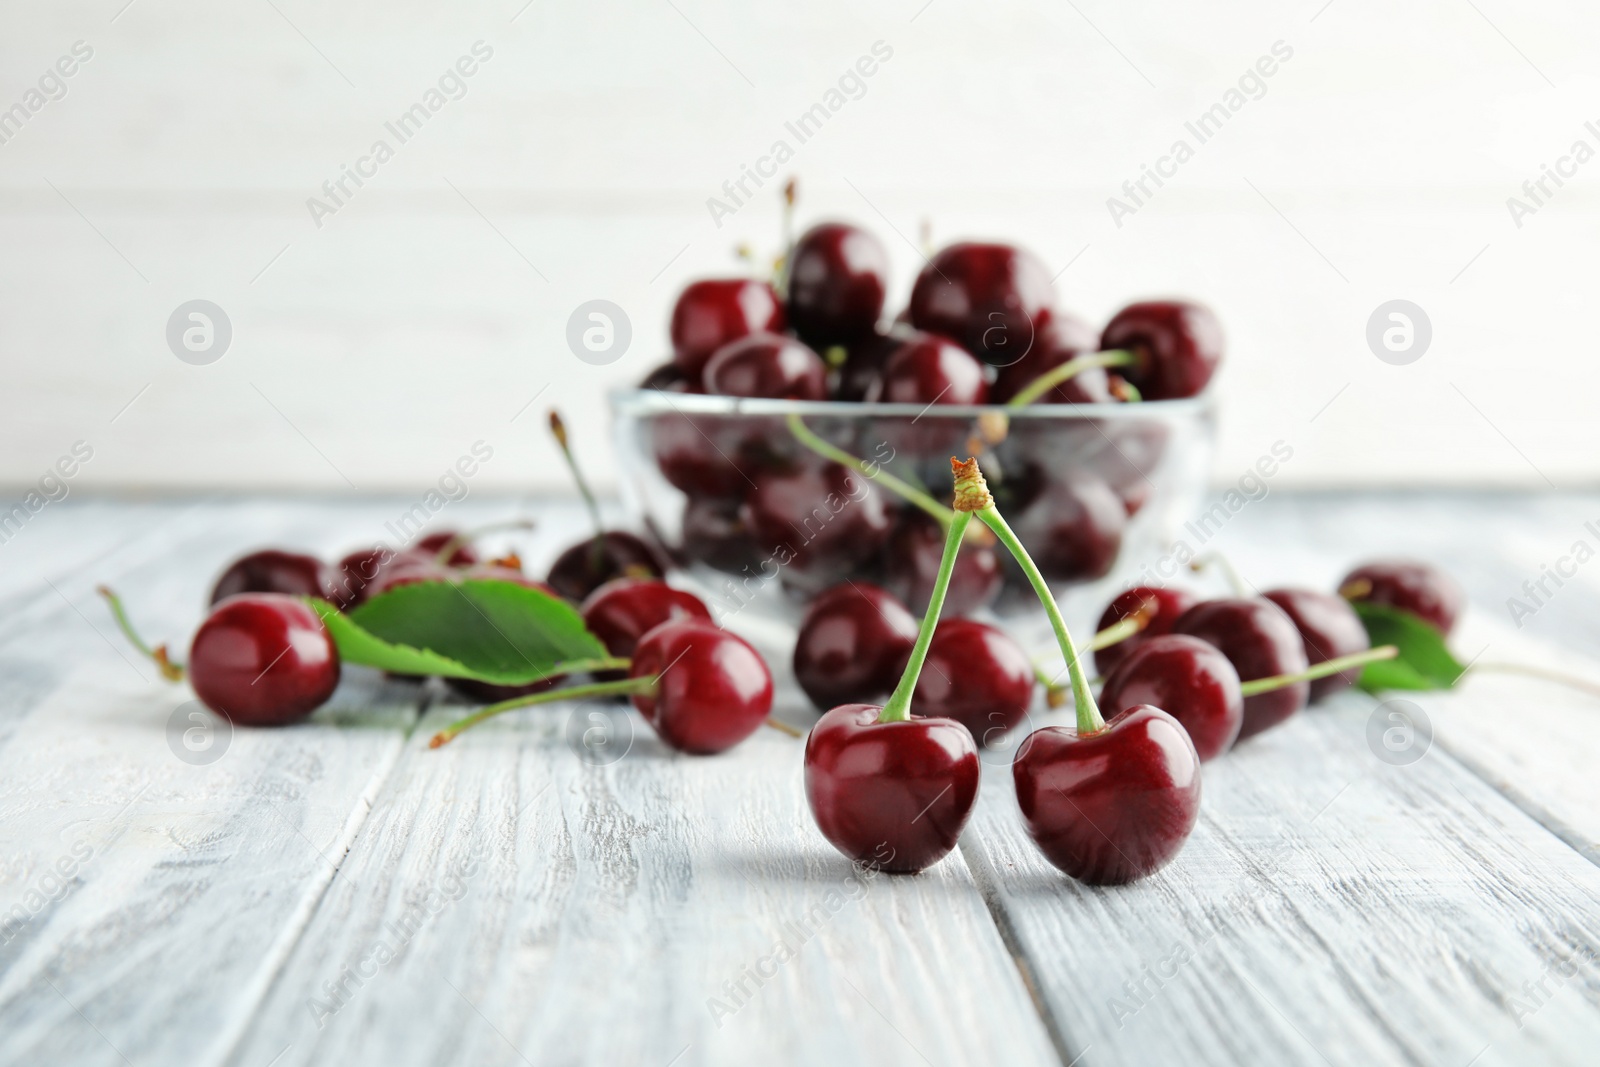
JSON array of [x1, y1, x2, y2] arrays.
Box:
[[613, 221, 1221, 631]]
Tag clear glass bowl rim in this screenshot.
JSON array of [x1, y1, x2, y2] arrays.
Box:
[[609, 387, 1217, 421]]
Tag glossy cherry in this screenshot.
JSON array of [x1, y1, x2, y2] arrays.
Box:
[[741, 463, 893, 590], [1100, 300, 1223, 401], [188, 593, 340, 726], [911, 619, 1034, 746], [582, 577, 712, 660], [1263, 588, 1370, 702], [1013, 705, 1201, 885], [870, 332, 989, 406], [881, 511, 1002, 617], [702, 332, 828, 400], [209, 549, 331, 607], [1094, 585, 1202, 677], [1172, 597, 1309, 740], [629, 620, 773, 754], [805, 703, 980, 873], [833, 330, 899, 402], [546, 531, 665, 603], [1339, 559, 1463, 636], [786, 222, 889, 347], [650, 411, 756, 498], [792, 582, 918, 710], [1005, 471, 1125, 583], [992, 315, 1120, 404], [670, 279, 785, 377], [908, 242, 1054, 366], [328, 546, 393, 610], [1099, 634, 1242, 761]]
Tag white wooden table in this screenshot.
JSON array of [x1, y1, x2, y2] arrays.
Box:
[[3, 493, 1599, 1067]]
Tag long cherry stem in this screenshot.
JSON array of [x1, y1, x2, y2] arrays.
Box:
[[1468, 661, 1600, 701], [879, 510, 971, 723], [549, 410, 608, 573], [430, 676, 656, 748], [1034, 611, 1154, 707], [1005, 350, 1135, 407], [98, 586, 184, 681], [1237, 645, 1399, 697]]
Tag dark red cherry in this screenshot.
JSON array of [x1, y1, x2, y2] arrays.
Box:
[[792, 582, 917, 710], [991, 314, 1118, 404], [787, 222, 889, 347], [1339, 559, 1463, 637], [1094, 585, 1202, 676], [651, 411, 756, 499], [1100, 300, 1223, 401], [1006, 471, 1125, 583], [834, 330, 900, 401], [546, 531, 665, 603], [327, 546, 394, 610], [703, 332, 828, 400], [361, 552, 456, 599], [1013, 705, 1201, 884], [1263, 588, 1370, 702], [582, 577, 711, 660], [629, 620, 773, 754], [1172, 597, 1309, 741], [640, 362, 702, 393], [911, 619, 1034, 746], [670, 279, 785, 377], [188, 593, 340, 726], [1099, 634, 1242, 761], [908, 242, 1054, 366], [871, 332, 989, 406], [209, 549, 331, 607], [680, 496, 764, 575], [804, 703, 980, 873], [881, 512, 1002, 616], [415, 531, 478, 566], [741, 463, 893, 590]]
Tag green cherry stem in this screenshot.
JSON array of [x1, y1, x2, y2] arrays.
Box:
[[429, 676, 655, 748], [1034, 611, 1154, 707], [98, 586, 184, 681], [1005, 350, 1136, 408], [549, 409, 609, 571], [879, 508, 972, 724], [1236, 645, 1399, 697]]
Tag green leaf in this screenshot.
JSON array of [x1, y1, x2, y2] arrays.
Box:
[[1349, 601, 1466, 692], [306, 579, 611, 685]]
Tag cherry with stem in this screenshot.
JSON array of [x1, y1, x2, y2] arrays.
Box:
[[1004, 350, 1137, 408], [99, 586, 184, 680]]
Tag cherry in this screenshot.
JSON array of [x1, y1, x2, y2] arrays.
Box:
[[1098, 634, 1242, 761], [792, 582, 918, 710], [328, 546, 392, 610], [908, 242, 1054, 366], [1013, 705, 1201, 885], [805, 703, 980, 873], [1339, 559, 1463, 636], [1094, 585, 1202, 677], [1263, 588, 1370, 702], [1172, 597, 1309, 741], [209, 550, 331, 607], [833, 330, 899, 402], [651, 411, 756, 499], [870, 331, 989, 406], [1004, 470, 1125, 583], [679, 496, 764, 575], [740, 463, 893, 590], [547, 531, 665, 603], [629, 620, 773, 754], [581, 577, 712, 660], [416, 531, 478, 566], [188, 593, 340, 726], [640, 362, 702, 393], [786, 222, 889, 347], [992, 315, 1120, 404], [702, 332, 828, 400], [1100, 300, 1223, 401], [670, 279, 785, 377], [911, 618, 1034, 746], [881, 511, 1001, 616]]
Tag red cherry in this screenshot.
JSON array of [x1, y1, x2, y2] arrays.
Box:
[[188, 593, 340, 726], [804, 703, 980, 873], [415, 531, 478, 566], [740, 463, 893, 590], [908, 242, 1054, 366], [582, 577, 711, 660], [640, 362, 702, 393], [786, 222, 889, 347], [871, 332, 988, 406], [792, 582, 917, 711], [628, 621, 773, 754], [991, 315, 1119, 404], [1005, 471, 1125, 583], [650, 411, 757, 499], [1099, 634, 1242, 761], [1263, 588, 1370, 701], [702, 332, 828, 400], [911, 619, 1034, 746], [680, 496, 764, 576], [1013, 705, 1201, 884], [1094, 585, 1202, 677], [1100, 300, 1223, 401], [670, 279, 785, 377], [881, 511, 1002, 617], [833, 330, 899, 401], [209, 549, 331, 607], [546, 531, 665, 602], [1172, 597, 1309, 741], [328, 546, 393, 610], [1339, 559, 1463, 636]]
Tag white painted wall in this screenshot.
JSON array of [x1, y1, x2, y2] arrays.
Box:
[[1, 0, 1596, 494]]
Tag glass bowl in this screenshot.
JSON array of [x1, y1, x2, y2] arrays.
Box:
[[610, 389, 1216, 646]]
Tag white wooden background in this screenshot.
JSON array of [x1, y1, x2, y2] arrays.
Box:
[[3, 0, 1600, 495], [2, 491, 1599, 1066]]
